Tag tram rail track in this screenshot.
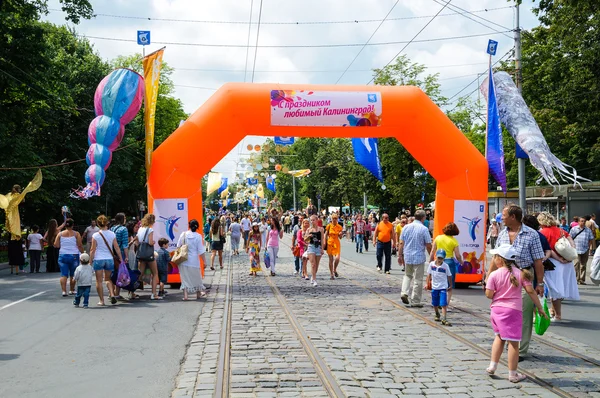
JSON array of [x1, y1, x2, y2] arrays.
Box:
[[335, 254, 598, 398], [278, 236, 597, 397], [263, 272, 346, 397], [214, 243, 234, 398]]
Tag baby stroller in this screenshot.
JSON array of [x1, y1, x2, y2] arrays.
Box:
[[110, 263, 142, 295]]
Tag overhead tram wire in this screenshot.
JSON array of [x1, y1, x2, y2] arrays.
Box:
[[367, 0, 453, 85], [48, 6, 512, 25], [171, 62, 490, 73], [434, 1, 513, 31], [431, 0, 512, 39], [71, 30, 510, 49], [334, 0, 401, 84], [243, 0, 255, 83], [250, 0, 264, 83]]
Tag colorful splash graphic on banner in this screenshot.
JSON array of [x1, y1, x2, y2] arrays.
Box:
[[271, 90, 382, 127], [454, 200, 486, 275]]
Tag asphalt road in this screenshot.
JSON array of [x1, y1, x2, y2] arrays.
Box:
[[0, 262, 205, 398], [323, 233, 600, 351]]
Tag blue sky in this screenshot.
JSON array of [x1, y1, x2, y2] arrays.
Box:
[[44, 0, 541, 181]]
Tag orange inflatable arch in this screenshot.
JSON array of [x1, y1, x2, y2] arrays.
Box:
[[149, 83, 488, 283]]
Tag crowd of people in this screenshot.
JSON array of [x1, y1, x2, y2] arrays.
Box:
[[6, 198, 600, 382]]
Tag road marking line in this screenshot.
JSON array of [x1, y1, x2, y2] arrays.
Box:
[[0, 291, 46, 311]]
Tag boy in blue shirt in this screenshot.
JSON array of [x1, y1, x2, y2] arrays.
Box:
[[156, 238, 170, 297], [426, 249, 453, 326]]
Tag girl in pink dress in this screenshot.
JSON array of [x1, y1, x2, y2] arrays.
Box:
[[485, 244, 548, 383]]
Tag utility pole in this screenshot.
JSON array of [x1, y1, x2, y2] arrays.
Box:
[[515, 1, 527, 211]]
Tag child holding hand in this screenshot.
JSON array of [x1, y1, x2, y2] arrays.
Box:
[[485, 244, 548, 383]]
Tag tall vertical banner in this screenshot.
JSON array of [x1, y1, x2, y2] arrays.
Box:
[[352, 138, 384, 182], [454, 200, 486, 275], [142, 47, 165, 179], [153, 198, 187, 252], [485, 67, 507, 193], [206, 172, 222, 196]]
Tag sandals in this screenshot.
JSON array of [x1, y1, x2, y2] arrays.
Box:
[[509, 373, 527, 383], [210, 267, 215, 271], [486, 367, 496, 375], [441, 320, 452, 327], [62, 292, 68, 297], [109, 296, 117, 305], [97, 302, 105, 306], [197, 292, 207, 299], [434, 315, 441, 322], [150, 294, 164, 300]]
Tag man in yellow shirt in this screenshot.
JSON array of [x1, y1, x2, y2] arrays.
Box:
[[373, 213, 397, 274]]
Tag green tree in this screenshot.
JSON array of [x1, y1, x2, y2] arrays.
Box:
[[371, 55, 448, 215], [517, 0, 600, 180]]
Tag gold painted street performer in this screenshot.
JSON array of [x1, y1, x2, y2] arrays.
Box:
[[0, 170, 43, 275]]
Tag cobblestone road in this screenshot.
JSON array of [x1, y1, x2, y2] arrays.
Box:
[[171, 237, 600, 397]]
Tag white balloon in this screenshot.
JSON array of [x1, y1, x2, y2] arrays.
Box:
[[381, 184, 386, 190]]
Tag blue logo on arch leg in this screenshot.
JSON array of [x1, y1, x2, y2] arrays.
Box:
[[159, 215, 181, 240]]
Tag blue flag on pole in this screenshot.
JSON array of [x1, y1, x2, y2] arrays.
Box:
[[486, 68, 507, 193], [266, 176, 276, 192], [217, 177, 228, 194], [352, 138, 383, 182]]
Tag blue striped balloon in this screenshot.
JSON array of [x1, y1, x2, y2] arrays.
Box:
[[86, 143, 113, 170]]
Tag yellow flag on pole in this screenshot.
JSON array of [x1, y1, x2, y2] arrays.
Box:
[[142, 47, 165, 179], [207, 172, 222, 196]]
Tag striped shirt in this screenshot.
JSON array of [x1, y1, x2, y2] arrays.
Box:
[[111, 225, 129, 253], [497, 224, 544, 269], [570, 226, 594, 254], [400, 220, 432, 264]]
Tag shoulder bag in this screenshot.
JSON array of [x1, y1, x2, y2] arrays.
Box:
[[555, 230, 578, 262], [99, 231, 120, 265], [136, 228, 155, 262], [172, 233, 189, 265]]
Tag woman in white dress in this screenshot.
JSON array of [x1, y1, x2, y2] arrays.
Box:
[[177, 219, 207, 300], [538, 212, 579, 321]]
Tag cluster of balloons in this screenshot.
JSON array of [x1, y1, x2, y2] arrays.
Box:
[[72, 69, 144, 199]]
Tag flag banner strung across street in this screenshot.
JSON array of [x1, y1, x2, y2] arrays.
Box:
[[217, 177, 228, 194], [256, 184, 265, 199], [247, 178, 258, 185], [352, 138, 383, 182], [206, 172, 222, 196], [485, 68, 507, 193], [220, 187, 229, 199], [142, 47, 165, 180], [274, 137, 295, 145], [266, 175, 276, 192], [288, 169, 311, 178], [271, 90, 382, 127]]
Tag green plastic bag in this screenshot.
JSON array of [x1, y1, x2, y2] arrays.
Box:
[[534, 296, 551, 335]]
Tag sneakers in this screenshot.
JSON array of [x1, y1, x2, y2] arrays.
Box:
[[294, 271, 298, 276], [334, 272, 339, 278], [401, 294, 409, 305], [62, 292, 68, 297], [441, 319, 452, 326], [110, 296, 117, 305], [356, 248, 358, 253], [377, 267, 382, 272], [385, 271, 391, 275], [312, 279, 318, 287], [434, 315, 441, 322]]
